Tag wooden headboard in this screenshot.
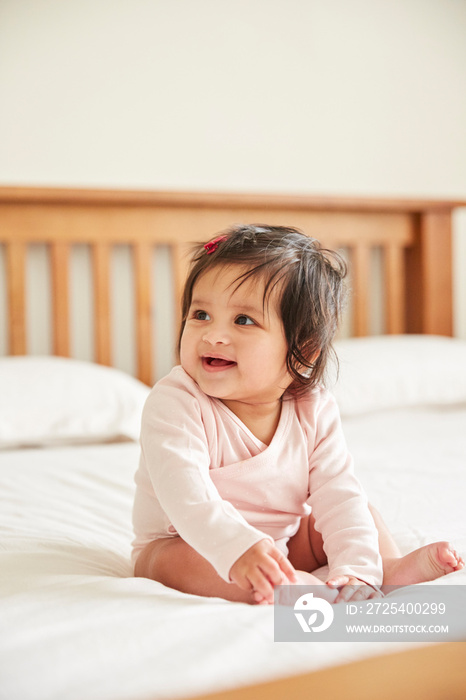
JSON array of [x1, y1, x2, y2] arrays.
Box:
[[0, 186, 463, 385]]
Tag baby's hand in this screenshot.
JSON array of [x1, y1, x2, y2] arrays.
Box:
[[326, 575, 382, 603], [229, 539, 297, 604]]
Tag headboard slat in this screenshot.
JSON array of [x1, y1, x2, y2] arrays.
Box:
[[133, 243, 154, 386], [419, 211, 453, 335], [384, 244, 405, 334], [172, 242, 190, 347], [51, 242, 70, 356], [92, 243, 112, 367], [6, 242, 27, 355], [351, 245, 370, 337]]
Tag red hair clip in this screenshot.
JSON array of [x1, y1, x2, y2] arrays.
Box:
[[204, 235, 227, 255]]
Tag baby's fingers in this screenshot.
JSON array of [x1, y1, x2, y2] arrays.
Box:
[[249, 572, 275, 604], [339, 585, 381, 603], [252, 590, 270, 605], [270, 548, 297, 584], [328, 576, 382, 603], [255, 557, 288, 590]]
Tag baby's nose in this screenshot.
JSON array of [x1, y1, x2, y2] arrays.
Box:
[[202, 325, 231, 345]]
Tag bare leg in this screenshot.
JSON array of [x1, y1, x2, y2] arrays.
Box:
[[290, 507, 464, 586], [368, 506, 464, 584], [287, 512, 327, 572], [136, 535, 337, 606], [135, 507, 464, 605], [369, 505, 401, 559], [134, 536, 256, 603], [280, 512, 338, 603]]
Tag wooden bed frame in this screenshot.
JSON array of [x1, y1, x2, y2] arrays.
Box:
[[194, 642, 466, 700], [0, 186, 463, 386], [1, 186, 465, 699]]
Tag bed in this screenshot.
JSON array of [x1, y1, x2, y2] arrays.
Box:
[[0, 187, 465, 700]]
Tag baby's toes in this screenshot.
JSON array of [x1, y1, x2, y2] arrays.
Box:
[[441, 543, 464, 571]]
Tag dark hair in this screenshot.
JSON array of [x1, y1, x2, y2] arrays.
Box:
[[178, 224, 347, 396]]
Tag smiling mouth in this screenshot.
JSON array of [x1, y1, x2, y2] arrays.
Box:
[[202, 356, 237, 370]]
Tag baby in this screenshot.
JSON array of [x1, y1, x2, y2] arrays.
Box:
[[132, 225, 463, 604]]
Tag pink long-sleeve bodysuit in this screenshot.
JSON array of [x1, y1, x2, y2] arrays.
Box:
[[132, 366, 383, 586]]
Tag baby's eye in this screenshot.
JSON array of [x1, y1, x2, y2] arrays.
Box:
[[235, 315, 255, 326], [193, 310, 211, 321]]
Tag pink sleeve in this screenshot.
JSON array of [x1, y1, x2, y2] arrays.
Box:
[[306, 390, 383, 586], [140, 374, 270, 581]]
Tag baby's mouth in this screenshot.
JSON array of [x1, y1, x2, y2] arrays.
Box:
[[202, 356, 237, 369]]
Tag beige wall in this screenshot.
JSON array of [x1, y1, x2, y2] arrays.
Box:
[[1, 0, 465, 339]]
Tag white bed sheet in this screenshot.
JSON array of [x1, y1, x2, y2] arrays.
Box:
[[1, 407, 465, 700]]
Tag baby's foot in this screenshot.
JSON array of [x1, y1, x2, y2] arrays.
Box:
[[259, 570, 339, 606], [383, 541, 464, 587]]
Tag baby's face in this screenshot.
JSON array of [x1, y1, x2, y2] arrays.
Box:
[[180, 264, 292, 409]]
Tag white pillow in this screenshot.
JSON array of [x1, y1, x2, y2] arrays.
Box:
[[0, 356, 151, 449], [331, 335, 466, 416]]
